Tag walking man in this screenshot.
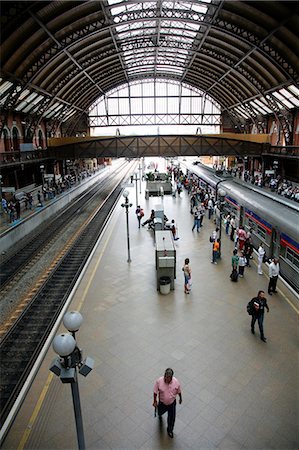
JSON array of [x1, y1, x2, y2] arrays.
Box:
[[135, 205, 144, 229], [250, 290, 269, 342], [153, 368, 182, 438], [268, 258, 280, 295]]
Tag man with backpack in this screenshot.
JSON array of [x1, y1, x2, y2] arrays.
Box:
[[248, 290, 269, 342]]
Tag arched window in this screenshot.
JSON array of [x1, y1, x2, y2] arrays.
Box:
[[2, 128, 10, 152], [38, 129, 44, 148], [25, 127, 33, 143], [89, 79, 221, 136], [12, 127, 20, 151]]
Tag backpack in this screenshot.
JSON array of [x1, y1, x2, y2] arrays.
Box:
[[230, 268, 238, 282], [246, 300, 254, 315]]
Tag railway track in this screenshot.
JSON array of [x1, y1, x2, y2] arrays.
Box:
[[0, 162, 128, 290], [0, 161, 134, 434]]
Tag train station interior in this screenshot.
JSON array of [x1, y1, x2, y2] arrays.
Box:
[[0, 1, 298, 449]]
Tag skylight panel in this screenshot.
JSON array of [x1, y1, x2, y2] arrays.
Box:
[[255, 99, 272, 113], [18, 89, 31, 101], [22, 103, 35, 113], [107, 0, 123, 5], [191, 3, 208, 14], [24, 92, 38, 103], [288, 85, 299, 96], [0, 80, 13, 95], [257, 97, 273, 113], [0, 94, 9, 105], [250, 101, 267, 114], [252, 99, 269, 114], [15, 100, 28, 111], [272, 92, 293, 109], [111, 5, 126, 15], [279, 88, 299, 107]]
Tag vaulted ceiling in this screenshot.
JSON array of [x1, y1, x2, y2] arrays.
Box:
[[1, 0, 298, 130]]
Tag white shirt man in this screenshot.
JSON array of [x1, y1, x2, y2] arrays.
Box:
[[257, 244, 265, 275], [268, 259, 280, 295]]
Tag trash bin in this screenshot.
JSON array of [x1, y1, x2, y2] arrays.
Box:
[[159, 276, 171, 295]]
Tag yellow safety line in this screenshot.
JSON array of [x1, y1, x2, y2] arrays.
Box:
[[17, 219, 117, 450], [17, 373, 53, 450]]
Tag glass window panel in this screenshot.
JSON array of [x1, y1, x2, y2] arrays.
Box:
[[146, 98, 155, 114], [168, 97, 179, 113], [156, 82, 167, 96], [131, 97, 142, 114], [143, 83, 154, 96], [167, 83, 179, 96], [181, 97, 191, 114], [108, 98, 119, 114], [130, 84, 142, 96], [119, 98, 129, 114], [191, 96, 201, 113], [157, 97, 167, 114]]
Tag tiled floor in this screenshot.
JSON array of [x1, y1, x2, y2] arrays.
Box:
[[3, 181, 298, 450]]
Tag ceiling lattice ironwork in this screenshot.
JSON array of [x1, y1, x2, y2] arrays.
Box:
[[0, 0, 298, 130]]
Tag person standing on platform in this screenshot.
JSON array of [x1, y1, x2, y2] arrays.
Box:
[[192, 207, 200, 232], [208, 197, 214, 220], [268, 258, 280, 295], [244, 238, 253, 267], [199, 203, 205, 228], [257, 243, 265, 275], [182, 258, 191, 294], [212, 238, 220, 264], [135, 205, 144, 229], [250, 290, 269, 342], [37, 190, 43, 207], [170, 219, 179, 241], [153, 368, 182, 439], [225, 213, 231, 235], [238, 251, 246, 277], [230, 216, 236, 241], [237, 226, 247, 250]]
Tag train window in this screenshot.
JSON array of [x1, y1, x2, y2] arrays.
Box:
[[247, 218, 256, 230], [286, 248, 299, 269], [257, 225, 266, 240]]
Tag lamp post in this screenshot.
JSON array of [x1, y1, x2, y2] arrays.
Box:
[[218, 188, 227, 258], [40, 164, 45, 188], [50, 311, 94, 450], [134, 172, 139, 206], [138, 162, 142, 194], [121, 190, 132, 263]]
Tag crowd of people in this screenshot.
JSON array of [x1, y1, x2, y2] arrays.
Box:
[[226, 166, 299, 202], [1, 169, 97, 224]]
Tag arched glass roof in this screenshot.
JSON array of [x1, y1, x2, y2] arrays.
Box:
[[0, 0, 298, 136]]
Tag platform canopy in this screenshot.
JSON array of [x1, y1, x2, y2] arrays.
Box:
[[0, 1, 298, 133]]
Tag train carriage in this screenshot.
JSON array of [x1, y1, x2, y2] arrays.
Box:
[[185, 163, 299, 293]]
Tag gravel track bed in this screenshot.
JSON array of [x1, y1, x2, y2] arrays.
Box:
[[0, 186, 114, 327]]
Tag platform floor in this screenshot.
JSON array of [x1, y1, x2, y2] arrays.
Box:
[[2, 178, 298, 450]]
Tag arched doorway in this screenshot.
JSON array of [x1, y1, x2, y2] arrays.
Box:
[[12, 126, 20, 151]]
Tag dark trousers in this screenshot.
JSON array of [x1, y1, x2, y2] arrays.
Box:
[[251, 313, 265, 338], [239, 266, 245, 276], [158, 400, 176, 432], [268, 276, 278, 293]]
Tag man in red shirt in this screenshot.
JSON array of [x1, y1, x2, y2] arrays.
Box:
[[153, 368, 182, 438]]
